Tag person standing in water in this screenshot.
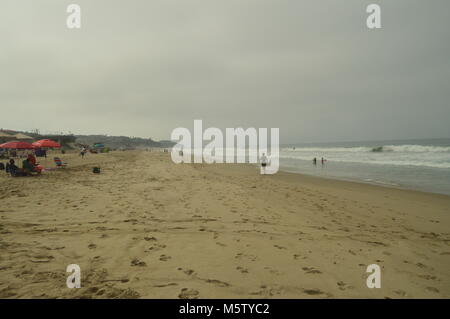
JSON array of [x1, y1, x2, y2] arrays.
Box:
[[313, 157, 317, 165], [321, 157, 326, 165], [260, 153, 269, 175]]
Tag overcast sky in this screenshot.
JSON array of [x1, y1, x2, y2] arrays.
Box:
[[1, 0, 449, 143]]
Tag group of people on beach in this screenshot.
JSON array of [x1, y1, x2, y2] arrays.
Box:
[[2, 154, 42, 177], [313, 157, 327, 166]]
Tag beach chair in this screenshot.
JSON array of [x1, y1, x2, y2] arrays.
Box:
[[54, 157, 67, 168]]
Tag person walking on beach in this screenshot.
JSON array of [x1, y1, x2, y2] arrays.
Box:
[[321, 157, 326, 166], [260, 153, 269, 175], [313, 157, 317, 165]]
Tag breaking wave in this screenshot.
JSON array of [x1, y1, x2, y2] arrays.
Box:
[[280, 144, 450, 169], [282, 145, 450, 153]]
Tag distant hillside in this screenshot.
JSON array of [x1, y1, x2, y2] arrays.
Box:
[[0, 129, 77, 149], [0, 129, 174, 150], [74, 135, 173, 150]]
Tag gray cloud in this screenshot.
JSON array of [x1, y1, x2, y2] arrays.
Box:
[[1, 0, 449, 142]]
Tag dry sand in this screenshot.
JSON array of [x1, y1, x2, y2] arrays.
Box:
[[0, 150, 449, 298]]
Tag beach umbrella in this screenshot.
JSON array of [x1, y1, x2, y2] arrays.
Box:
[[32, 139, 61, 148], [0, 141, 36, 149]]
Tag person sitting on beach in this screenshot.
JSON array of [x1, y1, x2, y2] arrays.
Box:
[[27, 154, 37, 166], [6, 159, 26, 177], [22, 157, 41, 175], [28, 154, 43, 173], [6, 159, 16, 174]]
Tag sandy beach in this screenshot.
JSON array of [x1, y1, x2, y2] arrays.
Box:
[[0, 150, 449, 299]]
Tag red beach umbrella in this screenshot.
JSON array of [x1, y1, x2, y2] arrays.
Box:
[[0, 141, 36, 149], [32, 139, 61, 148]]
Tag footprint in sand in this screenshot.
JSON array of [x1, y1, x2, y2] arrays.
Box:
[[146, 244, 166, 252], [203, 279, 230, 287], [178, 268, 195, 276], [394, 289, 407, 297], [337, 281, 353, 291], [303, 288, 331, 297], [249, 285, 283, 297], [418, 274, 437, 281], [302, 267, 322, 274], [153, 283, 178, 288], [178, 288, 199, 299], [30, 255, 54, 263], [159, 254, 171, 261], [426, 287, 440, 293], [236, 266, 249, 274], [235, 253, 257, 262], [131, 258, 146, 267], [264, 267, 282, 275]]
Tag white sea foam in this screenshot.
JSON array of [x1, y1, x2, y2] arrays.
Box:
[[282, 144, 450, 153], [280, 144, 450, 169]]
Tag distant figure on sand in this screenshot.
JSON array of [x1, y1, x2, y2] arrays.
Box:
[[321, 157, 326, 165], [80, 147, 86, 158], [313, 157, 317, 165], [260, 153, 269, 175]]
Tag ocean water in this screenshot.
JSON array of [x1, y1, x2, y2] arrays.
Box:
[[279, 139, 450, 195]]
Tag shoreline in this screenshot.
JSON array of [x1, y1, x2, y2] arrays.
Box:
[[278, 166, 450, 198]]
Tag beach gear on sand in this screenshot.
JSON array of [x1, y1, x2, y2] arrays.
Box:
[[54, 157, 67, 168], [93, 167, 101, 174]]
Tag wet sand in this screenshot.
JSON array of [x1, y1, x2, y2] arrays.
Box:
[[0, 150, 449, 298]]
